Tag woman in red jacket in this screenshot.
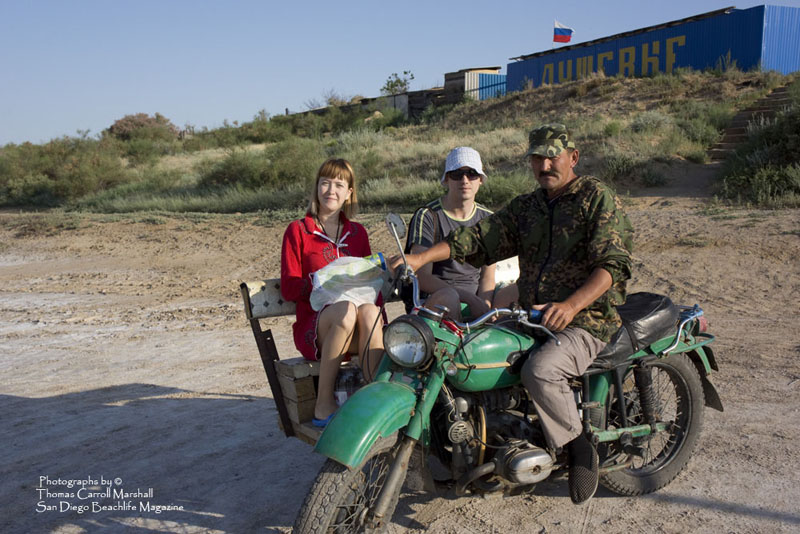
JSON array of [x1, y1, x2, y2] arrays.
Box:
[[280, 158, 383, 427]]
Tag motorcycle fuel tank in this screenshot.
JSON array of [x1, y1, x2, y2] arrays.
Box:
[[448, 323, 538, 391]]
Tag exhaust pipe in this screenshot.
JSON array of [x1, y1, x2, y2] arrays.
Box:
[[455, 460, 497, 496]]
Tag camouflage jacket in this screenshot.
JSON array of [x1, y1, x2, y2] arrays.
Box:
[[448, 175, 633, 342]]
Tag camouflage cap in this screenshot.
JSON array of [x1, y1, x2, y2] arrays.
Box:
[[525, 123, 576, 158]]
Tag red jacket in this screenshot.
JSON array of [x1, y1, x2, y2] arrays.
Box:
[[280, 212, 373, 360]]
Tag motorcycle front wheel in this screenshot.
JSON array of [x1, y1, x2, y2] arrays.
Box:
[[293, 434, 404, 534], [590, 352, 705, 495]]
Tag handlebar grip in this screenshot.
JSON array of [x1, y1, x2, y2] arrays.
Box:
[[528, 309, 543, 322]]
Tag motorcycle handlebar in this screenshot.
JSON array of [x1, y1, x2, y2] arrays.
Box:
[[394, 267, 560, 345]]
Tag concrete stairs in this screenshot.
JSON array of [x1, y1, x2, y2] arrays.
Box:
[[708, 85, 793, 161]]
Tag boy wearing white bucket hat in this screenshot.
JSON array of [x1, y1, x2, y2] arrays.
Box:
[[405, 147, 495, 320]]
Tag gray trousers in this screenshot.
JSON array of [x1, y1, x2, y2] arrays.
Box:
[[520, 327, 607, 450]]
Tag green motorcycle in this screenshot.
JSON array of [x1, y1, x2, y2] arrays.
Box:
[[293, 215, 722, 533]]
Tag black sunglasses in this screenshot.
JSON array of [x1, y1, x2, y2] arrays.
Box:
[[447, 168, 482, 181]]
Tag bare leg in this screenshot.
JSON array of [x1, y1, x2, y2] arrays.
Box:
[[425, 287, 462, 320], [314, 301, 357, 420], [356, 303, 384, 381], [492, 283, 518, 309]]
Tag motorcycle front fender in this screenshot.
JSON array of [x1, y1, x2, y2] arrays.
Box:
[[314, 381, 416, 468]]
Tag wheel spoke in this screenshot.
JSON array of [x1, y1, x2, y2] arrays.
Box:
[[327, 452, 391, 533], [606, 362, 693, 475]]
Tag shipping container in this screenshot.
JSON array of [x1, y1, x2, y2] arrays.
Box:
[[471, 73, 507, 100], [444, 67, 506, 103], [507, 5, 800, 93]]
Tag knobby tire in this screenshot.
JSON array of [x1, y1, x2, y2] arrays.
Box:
[[293, 434, 404, 534], [590, 352, 706, 496]]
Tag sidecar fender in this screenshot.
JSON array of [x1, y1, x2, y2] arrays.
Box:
[[314, 381, 416, 468]]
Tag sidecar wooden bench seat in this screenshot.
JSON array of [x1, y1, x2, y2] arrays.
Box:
[[240, 279, 325, 445]]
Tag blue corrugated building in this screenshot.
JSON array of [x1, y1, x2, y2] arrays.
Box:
[[506, 5, 800, 93]]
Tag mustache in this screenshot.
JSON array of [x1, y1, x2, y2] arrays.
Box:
[[540, 171, 559, 178]]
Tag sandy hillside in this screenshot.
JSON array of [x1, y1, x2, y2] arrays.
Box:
[[1, 161, 799, 534]]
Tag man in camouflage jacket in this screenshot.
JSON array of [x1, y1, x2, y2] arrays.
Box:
[[397, 124, 633, 504]]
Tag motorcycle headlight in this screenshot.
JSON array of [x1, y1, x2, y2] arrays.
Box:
[[383, 315, 434, 368]]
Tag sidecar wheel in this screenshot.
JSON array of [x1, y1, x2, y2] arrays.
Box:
[[293, 434, 404, 534], [590, 352, 705, 496]]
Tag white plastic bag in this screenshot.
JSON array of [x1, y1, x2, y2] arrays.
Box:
[[310, 256, 387, 311]]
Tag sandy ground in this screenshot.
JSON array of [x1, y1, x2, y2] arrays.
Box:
[[2, 161, 800, 534]]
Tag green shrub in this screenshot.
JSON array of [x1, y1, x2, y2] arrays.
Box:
[[336, 128, 390, 153], [0, 136, 130, 206], [721, 163, 800, 206], [124, 137, 179, 166], [419, 103, 457, 125], [641, 167, 667, 187], [355, 149, 383, 182], [477, 170, 534, 207], [601, 154, 636, 182], [200, 123, 247, 148], [603, 121, 622, 138], [266, 137, 328, 184], [683, 149, 708, 164], [198, 137, 326, 189], [669, 100, 734, 130], [630, 111, 673, 133], [272, 112, 326, 139], [359, 176, 440, 210], [677, 118, 720, 145], [643, 72, 684, 94], [366, 107, 406, 129], [239, 116, 292, 144], [74, 182, 308, 214], [197, 149, 266, 188], [3, 172, 59, 206], [719, 89, 800, 206]]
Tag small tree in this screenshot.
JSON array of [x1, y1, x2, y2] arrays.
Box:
[[106, 113, 179, 141], [381, 70, 415, 96]]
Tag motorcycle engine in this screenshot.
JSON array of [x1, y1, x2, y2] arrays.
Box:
[[495, 440, 554, 485]]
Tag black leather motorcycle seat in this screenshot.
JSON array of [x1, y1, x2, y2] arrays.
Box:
[[591, 292, 680, 369]]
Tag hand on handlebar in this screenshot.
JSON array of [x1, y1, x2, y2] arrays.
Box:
[[388, 253, 426, 276], [387, 254, 405, 277], [532, 301, 578, 332]]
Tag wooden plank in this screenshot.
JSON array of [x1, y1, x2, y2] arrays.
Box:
[[286, 397, 315, 424], [278, 374, 316, 403], [276, 357, 320, 379], [294, 421, 324, 445], [277, 419, 321, 446]]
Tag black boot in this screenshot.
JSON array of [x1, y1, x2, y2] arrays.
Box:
[[567, 433, 598, 504]]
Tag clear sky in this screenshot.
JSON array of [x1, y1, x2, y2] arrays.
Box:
[[2, 0, 799, 146]]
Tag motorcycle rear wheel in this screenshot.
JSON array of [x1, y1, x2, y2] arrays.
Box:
[[590, 352, 705, 496], [293, 434, 404, 534]]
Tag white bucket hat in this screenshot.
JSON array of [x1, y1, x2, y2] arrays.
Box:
[[441, 147, 487, 184]]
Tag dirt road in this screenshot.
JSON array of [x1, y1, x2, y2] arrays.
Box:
[[2, 163, 799, 533]]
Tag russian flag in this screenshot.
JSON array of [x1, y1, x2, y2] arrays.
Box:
[[553, 20, 574, 43]]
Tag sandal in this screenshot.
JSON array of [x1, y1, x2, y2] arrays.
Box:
[[312, 413, 336, 428]]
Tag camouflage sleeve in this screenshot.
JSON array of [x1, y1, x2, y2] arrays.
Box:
[[584, 187, 633, 284], [447, 200, 521, 268]]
